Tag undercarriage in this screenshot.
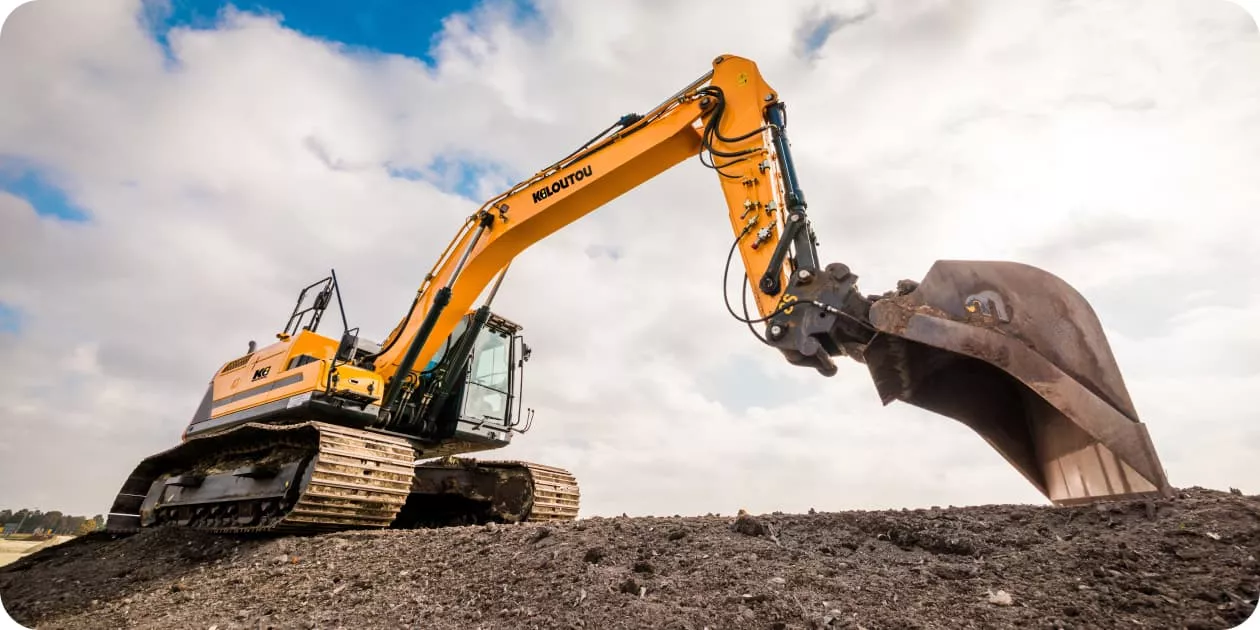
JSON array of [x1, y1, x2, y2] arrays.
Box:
[[105, 420, 579, 535]]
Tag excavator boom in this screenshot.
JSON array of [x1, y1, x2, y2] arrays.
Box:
[[367, 54, 1171, 505]]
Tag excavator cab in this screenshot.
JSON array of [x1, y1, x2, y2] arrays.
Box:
[[414, 311, 518, 424], [457, 318, 521, 425], [382, 308, 535, 457]]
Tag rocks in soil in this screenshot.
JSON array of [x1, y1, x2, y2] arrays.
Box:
[[732, 511, 771, 537], [582, 547, 605, 564], [1, 487, 1258, 629], [987, 589, 1014, 606]]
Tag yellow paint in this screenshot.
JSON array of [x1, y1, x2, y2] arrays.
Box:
[[777, 293, 799, 316], [373, 55, 791, 388], [205, 305, 485, 421], [329, 364, 381, 399]]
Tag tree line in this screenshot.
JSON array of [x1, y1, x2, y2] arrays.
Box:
[[1, 509, 105, 536]]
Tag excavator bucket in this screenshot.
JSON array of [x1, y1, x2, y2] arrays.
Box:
[[860, 260, 1173, 505]]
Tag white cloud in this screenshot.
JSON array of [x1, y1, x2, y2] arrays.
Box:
[[0, 0, 1257, 519]]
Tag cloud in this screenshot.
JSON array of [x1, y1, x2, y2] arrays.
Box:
[[793, 1, 877, 60], [0, 0, 1257, 519]]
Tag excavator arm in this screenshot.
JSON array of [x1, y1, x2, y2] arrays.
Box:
[[365, 54, 1173, 506]]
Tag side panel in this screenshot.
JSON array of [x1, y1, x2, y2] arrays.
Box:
[[215, 331, 340, 414], [183, 330, 340, 438]]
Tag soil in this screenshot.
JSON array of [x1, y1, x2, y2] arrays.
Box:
[[1, 487, 1257, 630]]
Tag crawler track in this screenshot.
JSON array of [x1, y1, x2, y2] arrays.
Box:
[[471, 460, 582, 522], [106, 421, 419, 535], [400, 457, 581, 527], [106, 421, 580, 535], [264, 422, 418, 534]]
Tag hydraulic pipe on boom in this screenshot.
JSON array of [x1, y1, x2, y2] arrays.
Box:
[[379, 212, 497, 421], [418, 265, 511, 433], [759, 100, 819, 295]]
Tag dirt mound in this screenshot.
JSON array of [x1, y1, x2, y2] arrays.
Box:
[[2, 487, 1257, 629]]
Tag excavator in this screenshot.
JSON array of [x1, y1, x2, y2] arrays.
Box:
[[105, 54, 1173, 535]]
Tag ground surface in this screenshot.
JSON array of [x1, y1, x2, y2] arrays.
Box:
[[0, 487, 1257, 630], [0, 538, 74, 569]]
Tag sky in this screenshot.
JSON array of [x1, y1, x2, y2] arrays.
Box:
[[0, 0, 1258, 520]]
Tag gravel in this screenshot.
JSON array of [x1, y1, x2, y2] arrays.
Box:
[[2, 487, 1257, 629]]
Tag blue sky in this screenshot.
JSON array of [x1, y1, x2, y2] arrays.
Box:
[[0, 303, 21, 334], [1, 0, 838, 219], [0, 0, 512, 220], [143, 0, 519, 200], [0, 158, 91, 222], [145, 0, 512, 63]]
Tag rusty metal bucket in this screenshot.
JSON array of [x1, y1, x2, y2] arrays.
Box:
[[861, 260, 1173, 505]]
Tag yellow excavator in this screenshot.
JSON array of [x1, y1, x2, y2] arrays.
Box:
[[105, 54, 1173, 535]]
